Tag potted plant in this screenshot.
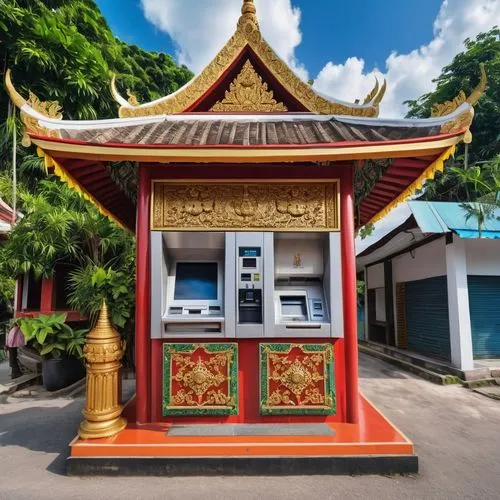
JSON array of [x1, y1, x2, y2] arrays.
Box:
[[19, 313, 87, 392]]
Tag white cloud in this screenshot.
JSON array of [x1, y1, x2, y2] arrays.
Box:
[[140, 0, 308, 80], [314, 0, 500, 118]]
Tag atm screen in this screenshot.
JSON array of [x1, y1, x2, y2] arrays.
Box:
[[174, 263, 218, 300]]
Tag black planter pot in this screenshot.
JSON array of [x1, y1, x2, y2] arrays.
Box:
[[42, 357, 85, 392]]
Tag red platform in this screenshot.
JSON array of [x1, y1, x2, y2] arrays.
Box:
[[67, 393, 417, 476]]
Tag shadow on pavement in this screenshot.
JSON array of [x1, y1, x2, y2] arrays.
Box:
[[0, 398, 83, 476]]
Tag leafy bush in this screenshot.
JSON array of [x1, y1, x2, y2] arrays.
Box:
[[19, 312, 87, 359]]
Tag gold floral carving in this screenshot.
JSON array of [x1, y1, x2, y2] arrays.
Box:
[[261, 343, 334, 413], [114, 1, 383, 117], [431, 91, 467, 118], [168, 346, 235, 408], [440, 110, 474, 143], [211, 60, 287, 112], [151, 181, 339, 231]]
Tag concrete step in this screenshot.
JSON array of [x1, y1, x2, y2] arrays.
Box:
[[359, 344, 461, 385], [0, 372, 42, 396], [359, 341, 491, 381], [18, 347, 42, 374], [9, 376, 85, 400], [462, 378, 500, 389], [472, 385, 500, 401], [359, 341, 456, 376]]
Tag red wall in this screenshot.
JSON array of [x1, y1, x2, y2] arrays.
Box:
[[150, 338, 346, 424]]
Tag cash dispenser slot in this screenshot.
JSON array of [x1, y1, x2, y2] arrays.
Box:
[[238, 289, 262, 324]]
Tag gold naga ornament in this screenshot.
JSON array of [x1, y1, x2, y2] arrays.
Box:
[[433, 63, 487, 144], [4, 69, 62, 147], [78, 303, 127, 439], [211, 60, 287, 112]]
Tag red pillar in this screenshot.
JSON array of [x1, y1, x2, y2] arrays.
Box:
[[341, 166, 359, 424], [40, 278, 55, 314], [135, 165, 151, 424]]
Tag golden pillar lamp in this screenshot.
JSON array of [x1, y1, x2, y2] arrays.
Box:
[[78, 302, 127, 439]]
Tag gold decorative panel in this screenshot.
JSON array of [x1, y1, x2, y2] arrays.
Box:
[[211, 60, 287, 112], [260, 343, 335, 415], [151, 180, 339, 231]]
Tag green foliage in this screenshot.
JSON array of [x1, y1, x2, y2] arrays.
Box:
[[18, 312, 87, 359], [357, 223, 375, 240], [67, 263, 135, 329], [452, 155, 500, 236], [0, 276, 15, 313], [0, 0, 193, 121], [0, 177, 134, 278], [0, 178, 136, 333]]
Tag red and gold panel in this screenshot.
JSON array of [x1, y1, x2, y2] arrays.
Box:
[[260, 343, 335, 415], [163, 343, 238, 416]]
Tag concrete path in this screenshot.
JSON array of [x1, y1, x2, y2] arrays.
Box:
[[1, 354, 499, 500]]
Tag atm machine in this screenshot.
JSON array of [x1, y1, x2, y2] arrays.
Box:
[[150, 231, 227, 338], [271, 233, 332, 337], [150, 231, 343, 339]]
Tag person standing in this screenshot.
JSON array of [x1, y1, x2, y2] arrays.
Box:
[[5, 319, 25, 379]]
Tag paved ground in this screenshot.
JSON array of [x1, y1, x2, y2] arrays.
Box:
[[1, 354, 500, 500]]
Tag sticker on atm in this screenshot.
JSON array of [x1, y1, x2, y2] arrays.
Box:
[[253, 273, 260, 281]]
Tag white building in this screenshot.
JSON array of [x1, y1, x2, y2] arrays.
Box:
[[357, 201, 500, 377]]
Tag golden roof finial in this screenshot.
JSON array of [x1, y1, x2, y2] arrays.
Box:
[[240, 0, 258, 27]]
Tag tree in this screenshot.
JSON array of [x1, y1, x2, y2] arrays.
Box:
[[0, 0, 193, 121], [0, 177, 136, 329]]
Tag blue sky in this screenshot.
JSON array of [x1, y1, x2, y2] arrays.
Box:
[[96, 0, 442, 77]]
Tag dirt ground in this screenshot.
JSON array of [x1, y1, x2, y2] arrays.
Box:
[[1, 353, 500, 500]]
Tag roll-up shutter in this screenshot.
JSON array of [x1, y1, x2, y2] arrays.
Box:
[[395, 282, 408, 348], [406, 276, 451, 361], [468, 275, 500, 358]]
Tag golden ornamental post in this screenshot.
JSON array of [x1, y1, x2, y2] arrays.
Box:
[[78, 302, 127, 439]]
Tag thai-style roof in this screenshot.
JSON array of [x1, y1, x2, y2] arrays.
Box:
[[3, 0, 487, 231], [0, 198, 14, 235], [110, 1, 386, 118]]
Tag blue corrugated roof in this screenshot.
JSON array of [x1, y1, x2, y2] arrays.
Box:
[[408, 201, 500, 239]]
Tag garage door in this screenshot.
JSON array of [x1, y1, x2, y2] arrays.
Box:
[[406, 276, 451, 361], [468, 275, 500, 358]]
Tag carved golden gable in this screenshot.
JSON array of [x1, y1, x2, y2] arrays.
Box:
[[211, 60, 287, 112]]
